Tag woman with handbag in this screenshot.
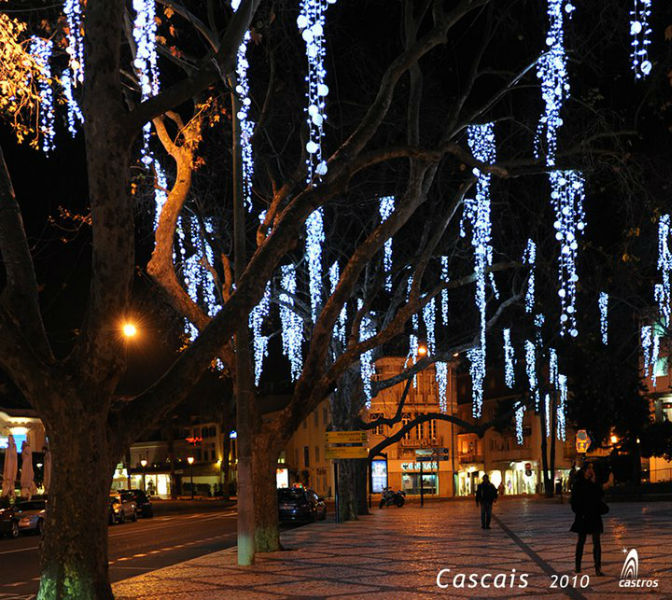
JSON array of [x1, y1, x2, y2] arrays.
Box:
[[570, 462, 612, 575]]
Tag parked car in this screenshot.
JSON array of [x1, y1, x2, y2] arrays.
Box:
[[278, 487, 327, 523], [15, 500, 46, 535], [0, 504, 19, 538], [109, 491, 137, 524], [120, 489, 153, 518]]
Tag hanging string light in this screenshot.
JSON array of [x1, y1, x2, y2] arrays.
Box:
[[544, 393, 552, 437], [249, 282, 271, 386], [440, 256, 449, 325], [525, 339, 539, 410], [630, 0, 653, 79], [655, 214, 671, 326], [599, 292, 609, 345], [305, 208, 325, 323], [549, 347, 558, 387], [297, 0, 337, 180], [550, 170, 586, 337], [423, 297, 436, 355], [133, 0, 160, 164], [557, 373, 567, 441], [641, 325, 653, 378], [503, 328, 515, 388], [152, 159, 168, 230], [357, 299, 376, 407], [436, 362, 448, 414], [29, 38, 55, 154], [523, 239, 536, 313], [467, 346, 486, 419], [329, 261, 347, 349], [535, 0, 574, 166], [231, 0, 255, 212], [404, 276, 419, 388], [515, 404, 525, 445], [280, 264, 304, 381], [379, 196, 395, 291], [64, 0, 84, 83], [60, 68, 84, 136]]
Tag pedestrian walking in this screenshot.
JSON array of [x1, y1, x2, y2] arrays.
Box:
[[475, 474, 498, 529], [570, 462, 612, 575]]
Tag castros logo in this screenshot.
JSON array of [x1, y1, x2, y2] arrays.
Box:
[[436, 568, 529, 590], [619, 548, 659, 589]]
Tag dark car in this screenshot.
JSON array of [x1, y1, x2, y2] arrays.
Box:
[[278, 488, 327, 523], [109, 491, 137, 525], [120, 489, 153, 518], [15, 500, 46, 535], [0, 504, 19, 539]]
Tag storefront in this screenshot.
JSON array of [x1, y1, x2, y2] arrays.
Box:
[[456, 465, 484, 496], [400, 461, 439, 495], [500, 461, 538, 495]]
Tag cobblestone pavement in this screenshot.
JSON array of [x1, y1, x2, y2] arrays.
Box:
[[112, 498, 671, 599]]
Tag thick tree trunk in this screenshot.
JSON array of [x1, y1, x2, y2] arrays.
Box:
[[37, 414, 115, 600], [337, 459, 359, 522], [355, 459, 370, 515], [539, 408, 552, 497], [251, 435, 280, 552]]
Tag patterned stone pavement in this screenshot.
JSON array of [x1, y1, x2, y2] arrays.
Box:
[[112, 498, 672, 599]]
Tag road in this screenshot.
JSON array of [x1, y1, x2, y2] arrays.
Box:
[[0, 505, 240, 599]]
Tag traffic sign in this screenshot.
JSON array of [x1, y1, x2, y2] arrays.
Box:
[[576, 429, 591, 453], [325, 431, 368, 444], [325, 446, 369, 459]]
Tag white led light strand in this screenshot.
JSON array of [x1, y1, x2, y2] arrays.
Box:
[[630, 0, 653, 79], [232, 0, 255, 212], [599, 292, 609, 345], [64, 0, 84, 83], [655, 214, 671, 326], [467, 346, 486, 419], [60, 68, 84, 137], [357, 299, 376, 407], [535, 0, 574, 166], [133, 0, 160, 164], [305, 208, 325, 323], [550, 170, 586, 337], [153, 159, 168, 230], [329, 261, 347, 349], [549, 347, 558, 387], [523, 239, 536, 313], [557, 374, 567, 441], [297, 0, 337, 181], [379, 196, 395, 291], [641, 325, 653, 378], [249, 282, 271, 386], [280, 264, 304, 381], [436, 361, 448, 414], [544, 393, 552, 438], [525, 339, 539, 410], [405, 276, 419, 388], [440, 256, 449, 325], [515, 404, 525, 445], [423, 297, 436, 355], [503, 328, 515, 388], [30, 38, 55, 154]]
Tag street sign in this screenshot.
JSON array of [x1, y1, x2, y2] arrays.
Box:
[[415, 449, 433, 457], [416, 456, 435, 462], [325, 446, 369, 459], [576, 429, 591, 453], [325, 431, 368, 444]]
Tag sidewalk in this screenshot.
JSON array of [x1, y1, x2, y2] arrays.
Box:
[[112, 499, 671, 599]]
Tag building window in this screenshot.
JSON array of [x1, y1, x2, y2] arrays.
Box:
[[294, 448, 299, 467], [402, 415, 411, 440], [427, 419, 436, 440], [416, 419, 424, 440], [304, 446, 310, 468], [315, 445, 320, 463]]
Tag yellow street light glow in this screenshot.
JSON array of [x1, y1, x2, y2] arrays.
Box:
[[122, 322, 137, 338], [418, 344, 428, 356], [610, 434, 618, 445], [187, 456, 194, 465]]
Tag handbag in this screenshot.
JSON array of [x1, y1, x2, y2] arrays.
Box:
[[599, 501, 609, 515]]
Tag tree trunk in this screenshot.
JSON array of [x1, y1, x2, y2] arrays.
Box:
[[37, 414, 115, 600], [548, 394, 557, 498], [355, 459, 370, 516], [251, 434, 280, 552], [539, 406, 552, 497]]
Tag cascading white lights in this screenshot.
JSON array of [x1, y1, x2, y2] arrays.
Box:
[[249, 282, 271, 386], [379, 196, 395, 291], [62, 0, 84, 136], [30, 38, 55, 154], [440, 256, 449, 325], [436, 361, 448, 414], [280, 264, 304, 381], [544, 393, 552, 437], [503, 328, 515, 388], [232, 0, 255, 212], [525, 339, 539, 410], [641, 324, 653, 377], [60, 68, 84, 136], [463, 122, 496, 416], [630, 0, 653, 79], [152, 160, 168, 229], [599, 292, 609, 345], [523, 239, 536, 313], [133, 0, 160, 164], [655, 214, 671, 327], [329, 261, 347, 349], [405, 276, 418, 388], [557, 373, 567, 440], [297, 0, 337, 181], [549, 347, 558, 387], [305, 208, 325, 323], [550, 170, 585, 337], [535, 0, 574, 166], [357, 299, 376, 407], [422, 297, 436, 355], [515, 403, 525, 445]]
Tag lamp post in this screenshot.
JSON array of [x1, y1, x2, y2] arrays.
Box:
[[187, 456, 195, 499], [140, 459, 147, 492]]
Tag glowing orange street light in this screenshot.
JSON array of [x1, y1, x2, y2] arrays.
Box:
[[122, 322, 138, 339], [418, 343, 428, 357], [187, 456, 195, 499], [610, 434, 619, 445]]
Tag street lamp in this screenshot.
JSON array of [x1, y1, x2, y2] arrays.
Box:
[[610, 434, 619, 445], [418, 343, 428, 357], [187, 456, 195, 499], [122, 322, 138, 338], [140, 459, 147, 492]]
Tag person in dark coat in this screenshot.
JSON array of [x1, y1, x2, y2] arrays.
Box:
[[570, 462, 610, 575], [475, 474, 498, 529]]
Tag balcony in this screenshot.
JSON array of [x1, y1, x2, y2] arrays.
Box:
[[400, 436, 443, 448], [458, 452, 484, 464]]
